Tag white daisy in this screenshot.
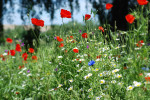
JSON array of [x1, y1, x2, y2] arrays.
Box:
[[127, 85, 134, 91], [100, 80, 105, 84], [68, 86, 73, 91]]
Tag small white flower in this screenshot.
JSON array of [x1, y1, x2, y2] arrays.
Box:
[[104, 85, 109, 90], [22, 84, 26, 87], [116, 74, 122, 78], [127, 85, 134, 90], [140, 33, 146, 35], [58, 56, 63, 58], [135, 48, 141, 50], [88, 88, 92, 92], [76, 54, 80, 57], [49, 88, 54, 91], [18, 71, 23, 74], [96, 96, 102, 100], [144, 81, 150, 84], [23, 73, 26, 75], [27, 74, 32, 77], [100, 80, 105, 84], [22, 67, 27, 71], [88, 95, 93, 98], [75, 75, 79, 77], [69, 79, 73, 83], [68, 86, 73, 91], [57, 84, 63, 88], [84, 75, 89, 80], [77, 68, 82, 72], [94, 68, 99, 71], [96, 59, 101, 61], [79, 59, 85, 61], [133, 81, 141, 87], [3, 53, 7, 56], [127, 58, 132, 60], [116, 38, 120, 40], [121, 51, 126, 54], [111, 80, 116, 84], [103, 71, 109, 76], [12, 56, 16, 58], [84, 54, 88, 56], [145, 73, 150, 77], [101, 93, 105, 96], [118, 82, 124, 86], [80, 55, 84, 58], [88, 73, 92, 77], [40, 77, 44, 80], [98, 73, 103, 77], [61, 48, 65, 50], [112, 69, 120, 73], [104, 54, 107, 57], [76, 64, 79, 67], [121, 45, 126, 48], [98, 42, 102, 45], [115, 46, 120, 49]]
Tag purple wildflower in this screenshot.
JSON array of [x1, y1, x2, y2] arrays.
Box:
[[79, 30, 81, 33], [55, 68, 58, 71], [27, 70, 30, 73], [54, 37, 57, 39], [87, 45, 89, 48], [21, 43, 24, 46], [4, 50, 8, 52], [19, 40, 22, 42]]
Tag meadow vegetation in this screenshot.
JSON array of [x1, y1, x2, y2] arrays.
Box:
[[0, 2, 150, 100]]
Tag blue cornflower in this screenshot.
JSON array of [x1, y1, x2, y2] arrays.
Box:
[[141, 67, 149, 71], [88, 60, 95, 66]]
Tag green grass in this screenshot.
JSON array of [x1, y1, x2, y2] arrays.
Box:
[[0, 4, 150, 100]]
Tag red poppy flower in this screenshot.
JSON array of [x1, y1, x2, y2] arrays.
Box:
[[19, 65, 24, 69], [85, 14, 91, 20], [73, 48, 79, 53], [123, 67, 127, 69], [145, 77, 150, 81], [59, 43, 64, 47], [106, 3, 113, 10], [97, 55, 101, 59], [82, 33, 88, 38], [22, 53, 28, 61], [29, 48, 34, 53], [32, 55, 37, 60], [70, 36, 73, 39], [57, 36, 63, 42], [65, 50, 67, 53], [76, 59, 79, 61], [137, 0, 149, 5], [7, 51, 9, 55], [0, 54, 6, 61], [136, 40, 144, 47], [125, 14, 135, 24], [6, 38, 13, 43], [15, 44, 22, 52], [60, 9, 71, 18], [10, 50, 15, 56], [0, 54, 3, 58], [98, 26, 104, 32], [31, 18, 44, 27], [16, 92, 19, 94], [139, 73, 143, 76]]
